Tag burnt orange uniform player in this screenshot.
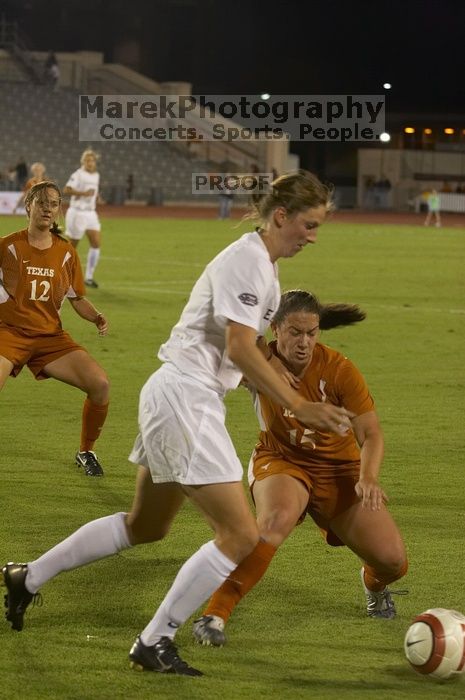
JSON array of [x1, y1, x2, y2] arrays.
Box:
[[194, 290, 408, 646], [0, 181, 110, 476], [252, 340, 376, 537], [13, 162, 46, 214]]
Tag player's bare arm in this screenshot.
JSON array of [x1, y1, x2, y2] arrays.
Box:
[[352, 410, 386, 509], [69, 296, 108, 335], [63, 186, 95, 197]]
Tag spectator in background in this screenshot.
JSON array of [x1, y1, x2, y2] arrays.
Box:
[[424, 189, 441, 227], [15, 158, 28, 190], [440, 181, 452, 193], [126, 173, 134, 200], [218, 174, 234, 219], [7, 166, 17, 191], [374, 175, 392, 209], [44, 52, 59, 91]]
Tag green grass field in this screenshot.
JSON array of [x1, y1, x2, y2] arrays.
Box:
[[0, 213, 464, 699]]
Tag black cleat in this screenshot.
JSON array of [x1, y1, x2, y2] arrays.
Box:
[[85, 278, 99, 288], [75, 451, 104, 477], [2, 562, 41, 631], [129, 635, 203, 676]]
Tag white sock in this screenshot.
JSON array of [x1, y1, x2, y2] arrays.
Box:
[[26, 512, 131, 593], [140, 540, 236, 645], [85, 247, 100, 279]]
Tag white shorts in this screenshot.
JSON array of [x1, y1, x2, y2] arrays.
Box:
[[65, 208, 101, 240], [128, 364, 243, 485]]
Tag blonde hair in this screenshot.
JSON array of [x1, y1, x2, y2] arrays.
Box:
[[80, 149, 98, 165], [30, 162, 46, 176], [248, 170, 333, 224]]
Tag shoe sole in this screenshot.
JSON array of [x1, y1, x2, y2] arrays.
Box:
[[194, 635, 225, 647]]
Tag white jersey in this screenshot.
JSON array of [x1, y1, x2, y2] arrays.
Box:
[[66, 167, 99, 211], [159, 231, 280, 395]]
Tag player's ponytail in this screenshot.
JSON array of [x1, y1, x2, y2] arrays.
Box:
[[319, 303, 366, 330], [273, 290, 366, 330]]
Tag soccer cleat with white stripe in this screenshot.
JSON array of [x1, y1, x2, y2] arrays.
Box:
[[193, 615, 227, 646]]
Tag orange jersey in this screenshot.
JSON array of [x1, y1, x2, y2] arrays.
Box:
[[23, 178, 36, 192], [0, 228, 85, 335], [254, 341, 375, 472]]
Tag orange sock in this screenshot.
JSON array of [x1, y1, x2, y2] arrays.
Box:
[[203, 539, 277, 622], [80, 399, 109, 452], [363, 559, 408, 592]]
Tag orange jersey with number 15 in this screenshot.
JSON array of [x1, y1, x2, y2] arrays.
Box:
[[254, 341, 375, 473], [0, 229, 85, 335]]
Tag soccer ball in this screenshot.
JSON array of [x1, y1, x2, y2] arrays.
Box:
[[404, 608, 465, 679]]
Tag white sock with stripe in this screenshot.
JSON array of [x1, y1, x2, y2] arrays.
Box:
[[140, 540, 236, 645]]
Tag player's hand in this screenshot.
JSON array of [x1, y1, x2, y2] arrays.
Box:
[[84, 189, 95, 196], [95, 313, 108, 336], [294, 401, 355, 436], [269, 353, 300, 389], [355, 478, 388, 510]]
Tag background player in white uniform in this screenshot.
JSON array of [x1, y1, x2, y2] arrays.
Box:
[[64, 149, 102, 288], [2, 171, 354, 677]]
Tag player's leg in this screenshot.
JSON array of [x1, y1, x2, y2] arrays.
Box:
[[84, 226, 101, 287], [2, 466, 184, 631], [195, 473, 309, 645], [329, 501, 407, 618], [0, 355, 14, 390], [133, 481, 257, 662], [43, 348, 109, 475], [65, 207, 84, 249]]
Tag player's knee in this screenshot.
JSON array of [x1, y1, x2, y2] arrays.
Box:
[[90, 373, 110, 402], [257, 508, 296, 547], [379, 549, 408, 579], [215, 526, 259, 563]]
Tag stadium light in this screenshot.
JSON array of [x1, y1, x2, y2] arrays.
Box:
[[379, 132, 391, 142], [383, 83, 392, 90], [444, 128, 454, 135], [404, 127, 415, 134], [424, 128, 432, 135], [260, 93, 271, 100]]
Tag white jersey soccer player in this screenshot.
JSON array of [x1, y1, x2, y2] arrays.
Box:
[[64, 149, 102, 288], [129, 231, 281, 486]]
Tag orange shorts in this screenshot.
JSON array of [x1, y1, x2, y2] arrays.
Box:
[[0, 325, 84, 380], [251, 452, 361, 547]]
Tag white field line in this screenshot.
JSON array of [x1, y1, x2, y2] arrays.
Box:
[[106, 284, 465, 312], [103, 256, 204, 268], [361, 303, 465, 315]]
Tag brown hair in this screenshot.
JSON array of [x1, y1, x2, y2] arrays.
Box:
[[24, 180, 63, 235], [248, 170, 334, 224], [272, 289, 366, 330]]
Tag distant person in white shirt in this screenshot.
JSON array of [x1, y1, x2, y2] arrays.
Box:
[[64, 150, 102, 288]]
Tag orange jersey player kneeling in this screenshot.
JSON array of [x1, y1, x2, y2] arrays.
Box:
[[193, 289, 408, 646]]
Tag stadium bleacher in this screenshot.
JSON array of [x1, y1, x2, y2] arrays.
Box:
[[0, 82, 217, 202]]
